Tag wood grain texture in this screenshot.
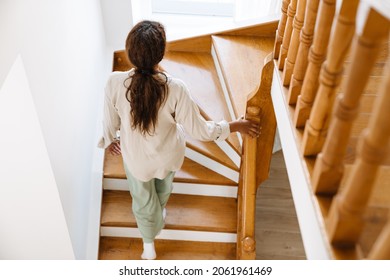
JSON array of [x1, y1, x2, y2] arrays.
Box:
[[278, 0, 297, 70], [287, 0, 320, 104], [282, 0, 306, 86], [101, 190, 237, 233], [274, 0, 291, 59], [186, 137, 239, 171], [161, 51, 241, 152], [99, 237, 236, 260], [167, 35, 212, 53], [294, 0, 336, 128], [166, 20, 278, 53], [212, 35, 274, 118], [255, 151, 306, 260], [309, 9, 390, 195], [219, 20, 278, 37], [103, 150, 237, 186]]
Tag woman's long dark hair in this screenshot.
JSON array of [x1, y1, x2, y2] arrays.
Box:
[[125, 20, 168, 135]]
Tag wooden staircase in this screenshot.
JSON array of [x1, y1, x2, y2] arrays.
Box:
[[98, 0, 390, 260], [98, 21, 278, 260]]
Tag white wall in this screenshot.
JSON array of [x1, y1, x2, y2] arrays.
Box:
[[0, 56, 75, 259], [100, 0, 133, 51], [0, 0, 109, 259]]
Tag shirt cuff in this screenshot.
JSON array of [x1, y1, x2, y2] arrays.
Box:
[[98, 137, 113, 149], [215, 120, 230, 141]]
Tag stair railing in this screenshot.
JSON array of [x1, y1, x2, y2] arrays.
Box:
[[237, 53, 276, 259], [326, 52, 390, 250], [272, 0, 390, 259], [278, 0, 297, 70], [294, 0, 336, 129]]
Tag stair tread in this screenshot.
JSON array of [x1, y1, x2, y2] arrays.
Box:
[[186, 136, 239, 171], [103, 150, 237, 186], [101, 190, 237, 233], [212, 35, 274, 118], [161, 51, 241, 154], [99, 237, 236, 260]]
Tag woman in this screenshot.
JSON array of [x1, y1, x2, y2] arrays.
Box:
[[99, 20, 260, 260]]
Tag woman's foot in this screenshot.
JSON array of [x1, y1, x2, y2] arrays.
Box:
[[162, 208, 167, 222], [141, 242, 156, 260]]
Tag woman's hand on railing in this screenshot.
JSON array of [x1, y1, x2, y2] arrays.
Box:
[[229, 116, 261, 138], [107, 141, 121, 156]]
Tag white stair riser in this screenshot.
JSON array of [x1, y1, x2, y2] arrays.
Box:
[[103, 179, 238, 198], [185, 148, 239, 183], [101, 226, 237, 243]]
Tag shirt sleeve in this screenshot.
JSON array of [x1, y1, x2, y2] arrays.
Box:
[[174, 81, 230, 142], [98, 78, 121, 149]]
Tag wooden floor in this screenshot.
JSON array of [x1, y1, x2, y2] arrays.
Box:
[[255, 150, 306, 260]]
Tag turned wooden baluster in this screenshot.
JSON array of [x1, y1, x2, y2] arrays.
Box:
[[310, 0, 360, 192], [287, 0, 320, 105], [282, 0, 307, 86], [369, 219, 390, 259], [274, 0, 291, 59], [294, 0, 336, 128], [309, 9, 389, 196], [327, 53, 390, 247], [287, 0, 320, 104], [278, 0, 297, 70]]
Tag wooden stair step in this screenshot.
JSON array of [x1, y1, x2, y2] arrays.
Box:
[[161, 50, 241, 154], [99, 237, 236, 260], [186, 136, 239, 171], [103, 148, 237, 186], [212, 35, 274, 118], [101, 190, 237, 233]]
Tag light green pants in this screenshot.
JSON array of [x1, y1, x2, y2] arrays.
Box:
[[124, 164, 175, 243]]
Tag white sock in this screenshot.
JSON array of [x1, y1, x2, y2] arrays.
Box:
[[141, 242, 156, 260], [162, 208, 167, 221]]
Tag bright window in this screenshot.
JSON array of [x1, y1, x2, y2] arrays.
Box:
[[151, 0, 235, 17]]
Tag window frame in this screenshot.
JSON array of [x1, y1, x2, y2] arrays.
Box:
[[151, 0, 235, 17]]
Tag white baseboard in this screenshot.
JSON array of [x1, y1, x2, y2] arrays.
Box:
[[271, 66, 331, 260]]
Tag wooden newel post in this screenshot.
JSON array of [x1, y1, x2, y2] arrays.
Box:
[[294, 0, 336, 128], [309, 9, 390, 195], [238, 106, 261, 260], [278, 0, 297, 70], [282, 0, 306, 86], [287, 0, 320, 104], [326, 54, 390, 247], [274, 0, 291, 59]]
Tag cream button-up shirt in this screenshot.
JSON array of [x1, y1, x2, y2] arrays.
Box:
[[98, 69, 230, 182]]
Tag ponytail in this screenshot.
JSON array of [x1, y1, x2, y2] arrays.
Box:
[[124, 20, 168, 135]]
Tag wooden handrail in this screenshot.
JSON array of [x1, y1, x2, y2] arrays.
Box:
[[282, 0, 307, 86], [310, 9, 389, 194], [237, 54, 276, 259], [274, 0, 291, 60], [294, 0, 336, 129], [287, 0, 320, 104], [278, 0, 297, 70], [326, 53, 390, 248]]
